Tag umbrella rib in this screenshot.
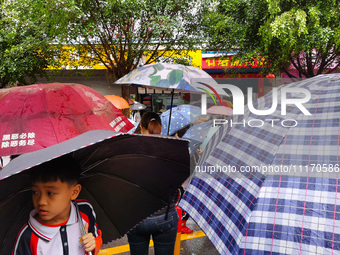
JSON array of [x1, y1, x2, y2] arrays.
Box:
[[81, 172, 140, 187], [81, 171, 169, 203], [81, 153, 190, 174], [42, 88, 60, 143], [77, 146, 101, 169], [0, 188, 31, 208], [79, 186, 124, 239], [80, 173, 170, 239], [67, 85, 102, 118], [0, 189, 32, 248]]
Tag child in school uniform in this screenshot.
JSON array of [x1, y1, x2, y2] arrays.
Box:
[[12, 155, 102, 255]]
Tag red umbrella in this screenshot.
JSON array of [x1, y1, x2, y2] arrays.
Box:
[[207, 105, 233, 116], [221, 99, 233, 108], [0, 83, 134, 156], [128, 98, 134, 105]]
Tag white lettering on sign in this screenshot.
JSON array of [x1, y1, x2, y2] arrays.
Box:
[[110, 117, 124, 129], [1, 132, 36, 148], [114, 122, 126, 132]]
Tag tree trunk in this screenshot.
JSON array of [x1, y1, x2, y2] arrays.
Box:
[[106, 69, 130, 118], [121, 86, 130, 118]]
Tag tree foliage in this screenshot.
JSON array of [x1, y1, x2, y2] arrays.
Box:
[[204, 0, 340, 78], [9, 0, 207, 81], [0, 1, 61, 88]]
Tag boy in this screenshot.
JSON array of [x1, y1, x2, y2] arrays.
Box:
[[12, 155, 102, 255]]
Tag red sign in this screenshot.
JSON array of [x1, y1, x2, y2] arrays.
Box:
[[209, 73, 265, 98], [210, 74, 264, 79], [202, 56, 267, 69]]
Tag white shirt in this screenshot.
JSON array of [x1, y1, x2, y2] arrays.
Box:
[[13, 201, 95, 255]]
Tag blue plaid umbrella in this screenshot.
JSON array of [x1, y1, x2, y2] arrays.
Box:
[[160, 104, 201, 136], [179, 74, 340, 254]]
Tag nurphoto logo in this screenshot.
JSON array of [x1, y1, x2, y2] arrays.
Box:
[[192, 79, 312, 128]]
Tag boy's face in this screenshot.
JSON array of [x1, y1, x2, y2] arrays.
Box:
[[31, 180, 81, 225]]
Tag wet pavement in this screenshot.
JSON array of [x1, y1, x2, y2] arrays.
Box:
[[99, 218, 219, 255]]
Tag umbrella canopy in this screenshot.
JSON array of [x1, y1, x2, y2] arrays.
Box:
[[160, 104, 201, 136], [115, 63, 217, 135], [182, 120, 215, 165], [0, 83, 133, 156], [221, 99, 233, 108], [179, 74, 340, 254], [130, 101, 147, 110], [207, 105, 233, 116], [114, 63, 215, 91], [182, 120, 214, 153], [126, 119, 140, 134], [0, 129, 190, 254], [104, 94, 130, 109], [128, 98, 134, 105], [198, 125, 220, 153]]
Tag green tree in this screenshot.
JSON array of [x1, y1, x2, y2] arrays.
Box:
[[0, 2, 61, 88], [8, 0, 207, 115], [9, 0, 206, 78], [204, 0, 340, 79]]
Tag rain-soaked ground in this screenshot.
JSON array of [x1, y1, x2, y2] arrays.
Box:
[[99, 218, 219, 255]]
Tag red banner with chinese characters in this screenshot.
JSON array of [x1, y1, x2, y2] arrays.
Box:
[[202, 56, 266, 69], [209, 74, 265, 98]]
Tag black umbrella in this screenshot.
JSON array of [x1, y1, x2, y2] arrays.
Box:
[[0, 130, 190, 254]]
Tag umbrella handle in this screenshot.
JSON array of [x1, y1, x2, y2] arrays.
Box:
[[167, 89, 175, 136], [74, 200, 93, 255]]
